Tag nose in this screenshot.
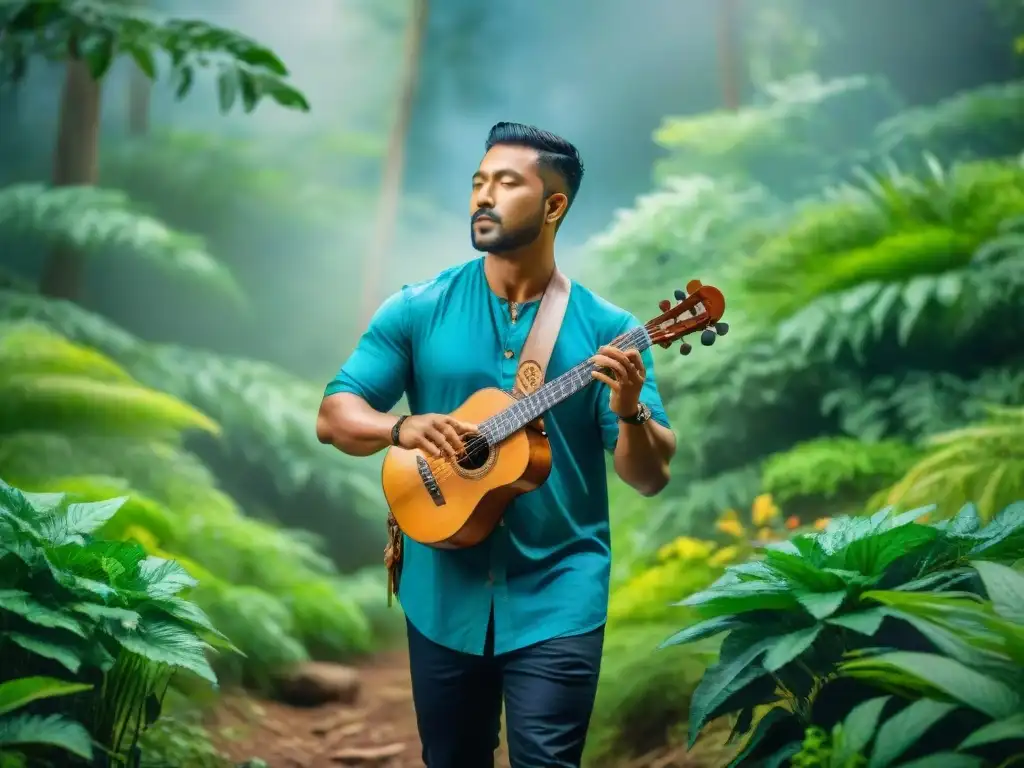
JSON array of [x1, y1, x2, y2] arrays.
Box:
[[474, 184, 494, 210]]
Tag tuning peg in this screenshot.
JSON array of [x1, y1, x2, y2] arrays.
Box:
[[679, 342, 692, 356], [673, 288, 686, 301], [700, 329, 716, 346], [715, 322, 730, 336], [658, 299, 671, 312]]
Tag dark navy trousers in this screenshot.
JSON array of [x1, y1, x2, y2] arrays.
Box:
[[406, 613, 605, 768]]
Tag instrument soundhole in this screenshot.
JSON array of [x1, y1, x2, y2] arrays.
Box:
[[457, 437, 491, 471]]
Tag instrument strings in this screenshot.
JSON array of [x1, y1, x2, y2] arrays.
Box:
[[420, 325, 654, 485]]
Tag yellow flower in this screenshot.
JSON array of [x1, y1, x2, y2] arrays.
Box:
[[708, 546, 740, 567], [756, 527, 776, 542], [716, 508, 747, 539], [657, 536, 715, 562], [813, 517, 830, 530], [751, 494, 780, 527]]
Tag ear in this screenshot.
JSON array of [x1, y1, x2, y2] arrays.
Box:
[[545, 192, 569, 225]]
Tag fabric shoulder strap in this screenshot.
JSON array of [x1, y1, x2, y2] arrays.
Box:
[[514, 267, 572, 396]]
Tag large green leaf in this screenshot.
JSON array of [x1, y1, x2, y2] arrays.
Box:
[[0, 677, 92, 717], [107, 619, 217, 684], [958, 712, 1024, 750], [868, 699, 957, 768], [137, 556, 198, 599], [827, 608, 888, 636], [3, 631, 83, 674], [679, 580, 802, 618], [659, 615, 747, 649], [763, 624, 823, 671], [796, 590, 847, 619], [761, 549, 850, 592], [841, 652, 1022, 719], [0, 590, 86, 637], [39, 497, 127, 546], [0, 714, 93, 760], [971, 560, 1024, 624], [688, 636, 776, 745], [836, 695, 890, 763], [828, 523, 940, 576]]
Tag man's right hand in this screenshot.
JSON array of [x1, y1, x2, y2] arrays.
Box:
[[397, 414, 478, 459]]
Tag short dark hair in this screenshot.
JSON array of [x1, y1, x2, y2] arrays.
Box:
[[484, 122, 585, 212]]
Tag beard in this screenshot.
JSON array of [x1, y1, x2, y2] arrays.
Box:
[[470, 206, 545, 254]]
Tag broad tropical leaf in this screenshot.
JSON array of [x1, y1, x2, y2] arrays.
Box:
[[0, 714, 93, 760], [0, 678, 92, 717]]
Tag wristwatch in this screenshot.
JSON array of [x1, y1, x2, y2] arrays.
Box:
[[619, 402, 652, 426]]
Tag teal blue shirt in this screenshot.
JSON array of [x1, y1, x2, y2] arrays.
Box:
[[325, 257, 670, 655]]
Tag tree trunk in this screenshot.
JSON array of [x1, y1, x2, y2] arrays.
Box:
[[715, 0, 743, 110], [39, 54, 103, 300], [127, 62, 151, 135], [359, 0, 430, 324]]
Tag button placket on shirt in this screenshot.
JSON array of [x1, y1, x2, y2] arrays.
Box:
[[490, 301, 528, 600]]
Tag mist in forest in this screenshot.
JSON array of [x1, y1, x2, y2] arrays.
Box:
[[0, 0, 1017, 381]]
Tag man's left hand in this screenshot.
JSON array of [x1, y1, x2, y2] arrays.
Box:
[[590, 345, 646, 419]]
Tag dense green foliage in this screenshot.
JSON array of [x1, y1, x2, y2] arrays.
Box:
[[0, 312, 383, 686], [0, 1, 397, 702], [587, 65, 1024, 765], [664, 501, 1024, 767], [0, 478, 230, 766], [591, 75, 1024, 570], [0, 0, 308, 113]]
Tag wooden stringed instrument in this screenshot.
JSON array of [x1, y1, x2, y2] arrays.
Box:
[[380, 279, 728, 548]]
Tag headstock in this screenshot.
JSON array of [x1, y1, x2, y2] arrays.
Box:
[[645, 280, 728, 356]]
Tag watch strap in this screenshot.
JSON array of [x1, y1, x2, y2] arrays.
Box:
[[619, 402, 651, 426], [391, 415, 409, 446]]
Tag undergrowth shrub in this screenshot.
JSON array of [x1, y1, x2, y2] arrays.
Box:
[[663, 500, 1024, 767], [0, 478, 234, 767]]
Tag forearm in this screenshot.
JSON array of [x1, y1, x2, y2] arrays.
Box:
[[613, 420, 676, 496], [316, 393, 399, 457]]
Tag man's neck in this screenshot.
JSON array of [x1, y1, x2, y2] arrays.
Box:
[[483, 246, 556, 304]]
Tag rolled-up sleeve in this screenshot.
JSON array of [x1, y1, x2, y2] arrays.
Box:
[[597, 315, 671, 453], [324, 289, 411, 413]]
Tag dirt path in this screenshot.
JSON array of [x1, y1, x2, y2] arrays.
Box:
[[208, 651, 724, 768], [209, 651, 509, 768]]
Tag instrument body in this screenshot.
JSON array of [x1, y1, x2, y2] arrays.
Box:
[[381, 388, 551, 548], [381, 279, 728, 549]]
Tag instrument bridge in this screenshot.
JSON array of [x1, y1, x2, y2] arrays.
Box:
[[416, 456, 446, 507]]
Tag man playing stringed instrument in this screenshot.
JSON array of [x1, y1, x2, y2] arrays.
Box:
[[316, 122, 677, 768]]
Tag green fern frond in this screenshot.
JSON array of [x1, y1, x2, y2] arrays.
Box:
[[0, 290, 142, 357], [0, 374, 219, 438], [133, 344, 384, 511], [874, 79, 1024, 159], [878, 405, 1024, 520], [582, 175, 781, 317], [0, 184, 242, 302], [0, 291, 382, 513], [0, 322, 133, 383], [823, 366, 1024, 441], [652, 73, 900, 184], [737, 157, 1024, 321]]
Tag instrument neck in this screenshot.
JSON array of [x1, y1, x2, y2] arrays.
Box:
[[479, 326, 652, 444]]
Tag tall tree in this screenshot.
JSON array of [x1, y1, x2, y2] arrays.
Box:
[[0, 0, 310, 300], [359, 0, 430, 324], [715, 0, 742, 109]]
